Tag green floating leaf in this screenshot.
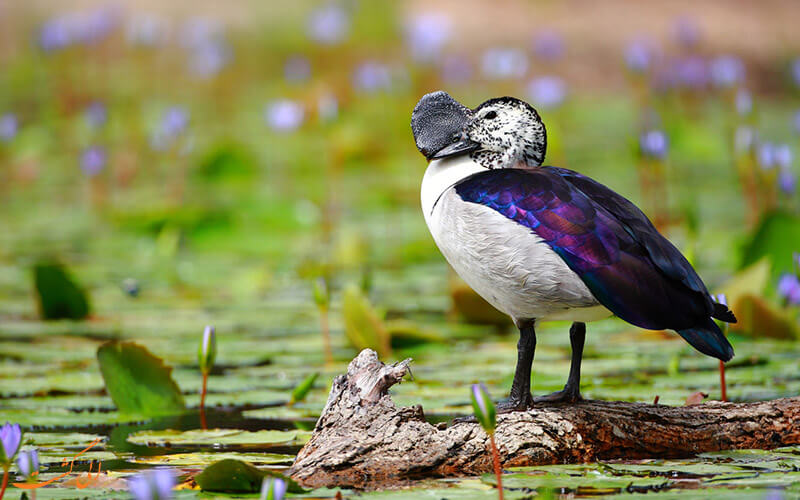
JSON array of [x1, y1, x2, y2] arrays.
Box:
[[741, 211, 800, 280], [33, 262, 90, 320], [717, 258, 771, 308], [342, 283, 391, 358], [290, 372, 319, 405], [732, 293, 798, 339], [195, 144, 257, 183], [450, 279, 511, 326], [131, 451, 292, 466], [195, 459, 304, 493], [386, 320, 447, 348], [126, 428, 300, 447], [97, 341, 185, 417]]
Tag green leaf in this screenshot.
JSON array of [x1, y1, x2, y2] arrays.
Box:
[[731, 293, 798, 339], [290, 372, 319, 405], [342, 283, 391, 357], [717, 258, 771, 308], [741, 211, 800, 280], [195, 459, 304, 493], [386, 320, 447, 348], [450, 279, 511, 326], [126, 428, 301, 447], [33, 262, 90, 320], [96, 341, 185, 417]]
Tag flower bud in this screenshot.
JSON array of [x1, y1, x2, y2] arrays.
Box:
[[470, 384, 496, 434], [198, 325, 217, 374]]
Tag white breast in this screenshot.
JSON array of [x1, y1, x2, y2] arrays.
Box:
[[421, 157, 612, 325]]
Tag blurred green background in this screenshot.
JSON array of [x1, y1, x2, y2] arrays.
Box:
[[1, 0, 800, 498]]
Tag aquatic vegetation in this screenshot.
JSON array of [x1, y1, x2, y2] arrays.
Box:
[[198, 325, 217, 429], [0, 1, 798, 498], [261, 477, 287, 500], [127, 468, 175, 500], [471, 384, 502, 500], [526, 76, 567, 109], [15, 449, 38, 481], [0, 423, 21, 500]]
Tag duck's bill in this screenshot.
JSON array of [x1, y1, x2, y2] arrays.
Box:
[[429, 139, 480, 160]]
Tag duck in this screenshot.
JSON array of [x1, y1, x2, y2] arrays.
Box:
[[411, 91, 736, 411]]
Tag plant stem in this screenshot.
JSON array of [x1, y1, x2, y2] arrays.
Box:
[[489, 434, 504, 500], [200, 370, 209, 430], [0, 466, 9, 500], [321, 307, 333, 366], [719, 360, 727, 402]]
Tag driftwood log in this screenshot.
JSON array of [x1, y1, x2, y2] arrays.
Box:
[[289, 349, 800, 489]]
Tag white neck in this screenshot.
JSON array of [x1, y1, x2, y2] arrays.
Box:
[[420, 156, 487, 226]]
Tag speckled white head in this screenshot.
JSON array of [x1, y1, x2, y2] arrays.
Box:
[[468, 97, 547, 169]]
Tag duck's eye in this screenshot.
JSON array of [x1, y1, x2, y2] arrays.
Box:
[[484, 110, 497, 120]]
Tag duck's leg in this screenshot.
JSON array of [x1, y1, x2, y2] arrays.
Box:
[[497, 319, 536, 413], [534, 322, 585, 403]]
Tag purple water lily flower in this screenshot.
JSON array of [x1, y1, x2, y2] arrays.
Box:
[[675, 56, 708, 89], [307, 4, 349, 45], [199, 325, 217, 373], [39, 16, 72, 51], [151, 107, 189, 151], [128, 468, 175, 500], [0, 422, 21, 463], [404, 13, 451, 62], [188, 41, 231, 78], [624, 39, 653, 73], [757, 142, 775, 170], [160, 107, 189, 138], [0, 113, 17, 142], [17, 449, 38, 478], [640, 130, 668, 159], [81, 146, 106, 176], [39, 7, 119, 51], [674, 16, 701, 48], [779, 166, 796, 195], [260, 477, 287, 500], [527, 76, 567, 109], [284, 56, 311, 83], [352, 61, 392, 93], [710, 55, 744, 88], [533, 30, 565, 61], [264, 100, 305, 132], [470, 383, 496, 433], [777, 274, 800, 306], [775, 144, 793, 169], [440, 54, 472, 84], [481, 47, 528, 80], [85, 101, 107, 129]]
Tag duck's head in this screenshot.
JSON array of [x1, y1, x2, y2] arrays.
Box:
[[411, 92, 547, 169]]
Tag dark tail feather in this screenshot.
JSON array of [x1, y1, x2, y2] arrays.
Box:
[[677, 318, 734, 362], [711, 302, 737, 323]]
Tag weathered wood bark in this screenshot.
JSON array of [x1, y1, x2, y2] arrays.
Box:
[[289, 349, 800, 489]]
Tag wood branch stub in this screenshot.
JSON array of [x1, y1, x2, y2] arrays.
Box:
[[289, 349, 800, 489]]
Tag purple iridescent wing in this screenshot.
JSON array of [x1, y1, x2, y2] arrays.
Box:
[[454, 167, 714, 332]]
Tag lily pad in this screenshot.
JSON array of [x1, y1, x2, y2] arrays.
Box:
[[195, 458, 304, 493], [33, 262, 91, 320], [126, 428, 303, 447], [97, 341, 185, 417]]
